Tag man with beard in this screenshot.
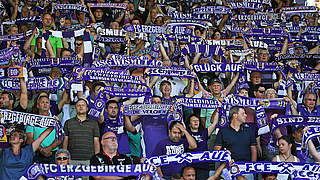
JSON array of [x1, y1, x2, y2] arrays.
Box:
[[152, 121, 197, 180], [63, 98, 100, 180], [99, 99, 136, 155]]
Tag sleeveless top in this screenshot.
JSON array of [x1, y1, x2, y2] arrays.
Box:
[[276, 155, 298, 180]]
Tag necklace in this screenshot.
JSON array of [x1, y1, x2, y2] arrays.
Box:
[[282, 154, 292, 161]]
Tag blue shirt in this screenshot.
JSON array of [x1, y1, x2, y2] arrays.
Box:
[[297, 104, 320, 116], [0, 144, 34, 180], [215, 124, 257, 161]]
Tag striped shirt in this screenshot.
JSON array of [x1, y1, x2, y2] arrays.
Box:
[[64, 116, 100, 160]]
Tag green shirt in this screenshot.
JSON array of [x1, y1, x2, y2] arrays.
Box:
[[31, 29, 63, 56], [25, 126, 58, 151]]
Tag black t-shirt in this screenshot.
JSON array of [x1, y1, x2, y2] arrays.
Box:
[[90, 152, 135, 180]]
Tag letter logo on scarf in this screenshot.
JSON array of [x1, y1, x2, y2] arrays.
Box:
[[230, 164, 240, 175], [0, 125, 4, 139], [95, 99, 104, 109], [262, 100, 270, 107], [26, 164, 43, 179], [278, 163, 294, 174], [219, 115, 227, 127], [176, 153, 193, 163], [257, 63, 265, 71]]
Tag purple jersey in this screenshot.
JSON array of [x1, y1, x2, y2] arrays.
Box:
[[152, 137, 189, 176], [297, 104, 320, 116], [137, 114, 169, 157], [100, 102, 131, 155], [186, 129, 209, 170]]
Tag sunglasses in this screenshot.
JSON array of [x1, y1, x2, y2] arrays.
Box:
[[76, 42, 82, 46], [103, 136, 117, 141], [56, 157, 68, 160], [258, 90, 265, 93], [307, 98, 316, 102]]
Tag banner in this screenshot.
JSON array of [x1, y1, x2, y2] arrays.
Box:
[[205, 39, 244, 48], [233, 14, 272, 21], [53, 4, 89, 14], [244, 28, 289, 37], [145, 150, 232, 167], [123, 25, 165, 34], [2, 16, 42, 25], [191, 63, 243, 72], [73, 67, 145, 85], [181, 44, 224, 56], [20, 164, 157, 180], [146, 67, 196, 79], [27, 57, 81, 70], [156, 34, 201, 43], [0, 77, 65, 90], [89, 3, 127, 9], [167, 26, 193, 35], [122, 104, 172, 116], [244, 62, 284, 71], [103, 86, 152, 98], [192, 6, 232, 14], [229, 2, 263, 10], [230, 161, 320, 180], [177, 97, 222, 109], [0, 30, 32, 41], [276, 54, 320, 61], [0, 109, 64, 140], [93, 54, 162, 68], [97, 28, 126, 37], [169, 12, 211, 21], [293, 73, 320, 82], [271, 115, 320, 135]]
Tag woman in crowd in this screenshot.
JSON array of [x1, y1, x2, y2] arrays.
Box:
[[272, 135, 300, 180]]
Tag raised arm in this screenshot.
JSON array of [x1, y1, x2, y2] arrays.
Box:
[[176, 123, 197, 150], [58, 90, 69, 111], [19, 77, 28, 110], [32, 127, 54, 152], [23, 29, 37, 57], [208, 108, 219, 136], [46, 38, 56, 58], [225, 72, 239, 95], [124, 115, 137, 133]]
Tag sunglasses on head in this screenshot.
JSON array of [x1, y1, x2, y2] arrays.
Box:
[[56, 157, 68, 160]]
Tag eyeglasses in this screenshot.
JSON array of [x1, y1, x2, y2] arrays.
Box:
[[307, 98, 316, 102], [56, 157, 68, 160], [103, 136, 117, 141]]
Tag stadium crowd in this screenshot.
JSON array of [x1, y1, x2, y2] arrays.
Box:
[[0, 0, 320, 179]]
